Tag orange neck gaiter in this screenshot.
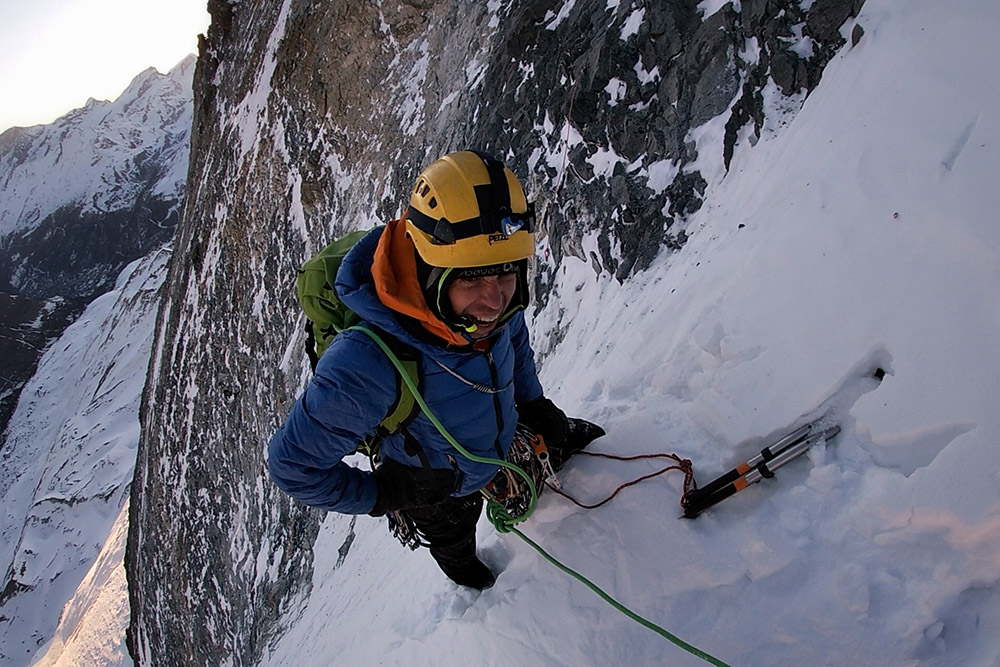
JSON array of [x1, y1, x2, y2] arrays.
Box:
[[371, 215, 469, 348]]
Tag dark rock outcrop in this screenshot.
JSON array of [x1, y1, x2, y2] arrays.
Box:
[[0, 293, 84, 441]]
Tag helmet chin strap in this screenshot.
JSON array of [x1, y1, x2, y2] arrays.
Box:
[[433, 267, 479, 333], [429, 262, 529, 338]]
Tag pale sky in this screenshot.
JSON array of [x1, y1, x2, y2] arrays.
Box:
[[0, 0, 211, 132]]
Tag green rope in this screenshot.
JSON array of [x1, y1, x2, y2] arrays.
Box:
[[512, 527, 729, 666], [351, 324, 730, 666], [351, 325, 538, 530]]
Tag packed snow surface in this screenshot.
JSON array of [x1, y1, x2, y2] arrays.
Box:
[[262, 1, 1000, 665]]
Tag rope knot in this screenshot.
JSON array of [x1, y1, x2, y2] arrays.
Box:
[[486, 498, 523, 533]]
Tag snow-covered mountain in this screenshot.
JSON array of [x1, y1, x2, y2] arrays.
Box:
[[0, 55, 192, 299], [0, 246, 170, 665], [4, 0, 998, 665], [0, 56, 193, 442]]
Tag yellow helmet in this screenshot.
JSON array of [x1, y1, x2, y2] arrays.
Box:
[[406, 151, 535, 268]]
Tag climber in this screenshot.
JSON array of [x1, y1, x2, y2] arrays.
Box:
[[267, 150, 579, 590]]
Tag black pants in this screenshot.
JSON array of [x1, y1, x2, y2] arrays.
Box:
[[405, 492, 484, 574], [389, 423, 592, 576]]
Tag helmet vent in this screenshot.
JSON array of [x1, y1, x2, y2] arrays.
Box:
[[428, 197, 437, 209]]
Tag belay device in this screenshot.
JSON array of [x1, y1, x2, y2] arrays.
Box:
[[682, 419, 842, 518]]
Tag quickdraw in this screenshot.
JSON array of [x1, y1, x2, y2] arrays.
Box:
[[386, 509, 429, 551], [480, 424, 558, 518]]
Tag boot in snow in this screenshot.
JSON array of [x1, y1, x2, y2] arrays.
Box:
[[430, 532, 496, 590], [437, 554, 496, 590]]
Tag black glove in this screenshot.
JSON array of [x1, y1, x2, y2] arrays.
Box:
[[369, 459, 456, 516], [516, 396, 569, 451]]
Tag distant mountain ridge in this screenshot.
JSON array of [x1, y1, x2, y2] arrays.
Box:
[[0, 55, 193, 442], [0, 55, 194, 299]]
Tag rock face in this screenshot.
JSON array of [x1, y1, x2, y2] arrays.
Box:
[[125, 1, 864, 665], [0, 58, 194, 442]]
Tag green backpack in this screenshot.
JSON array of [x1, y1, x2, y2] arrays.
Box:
[[296, 229, 421, 458]]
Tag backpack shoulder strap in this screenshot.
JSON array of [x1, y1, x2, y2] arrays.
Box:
[[353, 325, 424, 463], [377, 331, 421, 434], [297, 230, 368, 368]]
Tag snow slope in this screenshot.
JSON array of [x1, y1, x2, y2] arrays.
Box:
[[0, 247, 170, 666], [261, 1, 1000, 665]]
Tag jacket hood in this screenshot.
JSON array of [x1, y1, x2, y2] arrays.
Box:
[[336, 219, 469, 348]]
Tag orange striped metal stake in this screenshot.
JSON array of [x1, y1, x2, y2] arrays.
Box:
[[682, 422, 840, 518]]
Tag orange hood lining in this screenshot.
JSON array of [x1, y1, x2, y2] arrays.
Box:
[[372, 214, 469, 348]]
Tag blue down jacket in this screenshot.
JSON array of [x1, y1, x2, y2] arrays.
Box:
[[267, 225, 544, 514]]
